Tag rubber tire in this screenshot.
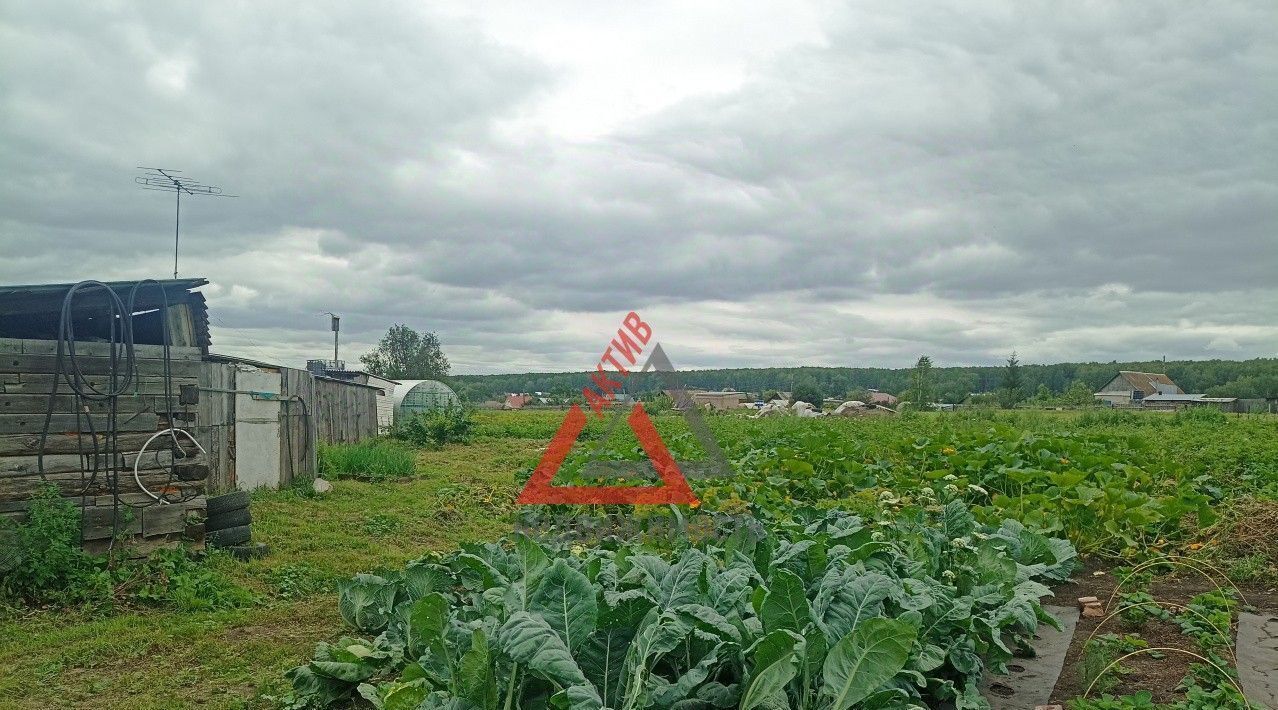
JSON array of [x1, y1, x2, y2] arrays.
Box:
[[206, 524, 251, 548], [206, 491, 250, 517], [206, 507, 252, 532], [226, 542, 270, 561]]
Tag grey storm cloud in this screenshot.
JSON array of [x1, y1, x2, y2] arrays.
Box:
[[0, 0, 1274, 373]]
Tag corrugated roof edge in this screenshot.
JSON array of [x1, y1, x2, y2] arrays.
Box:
[[0, 277, 209, 296], [205, 353, 388, 389]]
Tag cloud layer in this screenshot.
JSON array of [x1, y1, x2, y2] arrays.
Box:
[[1, 1, 1274, 373]]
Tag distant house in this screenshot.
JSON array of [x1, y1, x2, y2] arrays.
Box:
[[1142, 393, 1239, 411], [1094, 371, 1184, 406], [867, 389, 899, 407], [690, 390, 745, 411], [665, 389, 745, 411], [504, 393, 533, 409]]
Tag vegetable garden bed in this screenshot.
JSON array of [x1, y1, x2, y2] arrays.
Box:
[[285, 502, 1078, 709]]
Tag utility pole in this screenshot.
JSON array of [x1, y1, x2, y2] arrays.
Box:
[[323, 312, 341, 366], [135, 167, 234, 278]]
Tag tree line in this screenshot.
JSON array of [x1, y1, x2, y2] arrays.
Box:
[[355, 325, 1277, 404], [449, 356, 1278, 404]]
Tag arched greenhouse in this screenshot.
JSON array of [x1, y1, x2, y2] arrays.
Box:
[[391, 379, 461, 421]]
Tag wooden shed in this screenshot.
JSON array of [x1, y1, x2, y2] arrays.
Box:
[[0, 278, 379, 555]]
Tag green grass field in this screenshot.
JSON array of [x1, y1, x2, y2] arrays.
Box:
[[1, 409, 1274, 708]]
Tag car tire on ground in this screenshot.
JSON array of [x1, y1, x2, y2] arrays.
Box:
[[206, 524, 251, 548], [206, 491, 251, 517], [205, 507, 252, 532]]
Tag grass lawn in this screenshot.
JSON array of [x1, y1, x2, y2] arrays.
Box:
[[0, 438, 536, 710]]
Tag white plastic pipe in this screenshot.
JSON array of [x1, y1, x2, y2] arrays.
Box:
[[133, 428, 207, 503]]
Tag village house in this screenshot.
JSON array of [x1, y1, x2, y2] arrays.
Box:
[[504, 393, 533, 409], [867, 389, 899, 407], [1093, 371, 1184, 406], [688, 389, 746, 410], [1093, 370, 1238, 411]]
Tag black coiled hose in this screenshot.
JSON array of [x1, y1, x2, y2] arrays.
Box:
[[36, 279, 199, 550]]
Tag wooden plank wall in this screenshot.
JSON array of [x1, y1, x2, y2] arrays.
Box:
[[196, 361, 237, 495], [0, 338, 378, 556], [279, 367, 319, 487], [200, 365, 371, 492], [0, 337, 208, 554], [312, 376, 378, 445]]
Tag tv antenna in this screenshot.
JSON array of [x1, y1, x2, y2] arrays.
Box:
[[135, 167, 235, 278]]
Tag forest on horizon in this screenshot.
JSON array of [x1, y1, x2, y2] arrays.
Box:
[[448, 356, 1278, 404]]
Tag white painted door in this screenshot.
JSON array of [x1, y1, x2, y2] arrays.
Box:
[[234, 366, 282, 490]]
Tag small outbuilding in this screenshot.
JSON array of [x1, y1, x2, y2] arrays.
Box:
[[0, 277, 381, 555], [308, 362, 399, 433], [1141, 393, 1239, 411]]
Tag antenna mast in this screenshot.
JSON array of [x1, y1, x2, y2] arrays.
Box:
[[135, 167, 235, 278]]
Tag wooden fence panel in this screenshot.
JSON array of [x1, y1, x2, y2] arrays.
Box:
[[279, 367, 318, 486], [312, 377, 377, 445], [196, 362, 236, 494]]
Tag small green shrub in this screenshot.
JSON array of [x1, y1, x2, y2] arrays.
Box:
[[319, 440, 417, 481], [643, 393, 673, 414], [1081, 634, 1148, 696], [127, 548, 256, 611], [1174, 406, 1229, 425], [1069, 691, 1157, 710], [1225, 553, 1271, 583], [268, 563, 333, 600], [0, 485, 112, 608], [0, 485, 254, 612], [362, 513, 401, 537], [392, 404, 473, 449]]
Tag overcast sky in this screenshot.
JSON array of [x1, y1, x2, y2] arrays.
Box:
[[1, 1, 1274, 374]]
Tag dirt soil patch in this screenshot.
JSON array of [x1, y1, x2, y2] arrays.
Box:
[[1049, 559, 1276, 705]]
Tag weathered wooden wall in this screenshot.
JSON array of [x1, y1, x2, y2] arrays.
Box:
[[199, 364, 372, 493], [196, 361, 237, 495], [0, 337, 208, 554], [1, 339, 379, 555], [313, 376, 379, 445], [279, 367, 319, 488]]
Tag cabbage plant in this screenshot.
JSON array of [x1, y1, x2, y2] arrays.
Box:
[[286, 502, 1075, 709]]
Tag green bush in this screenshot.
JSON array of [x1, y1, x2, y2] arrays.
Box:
[[319, 440, 417, 481], [642, 392, 673, 415], [790, 376, 823, 408], [1174, 406, 1229, 424], [0, 485, 253, 612], [392, 404, 474, 449], [126, 548, 256, 611], [0, 485, 112, 607]]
